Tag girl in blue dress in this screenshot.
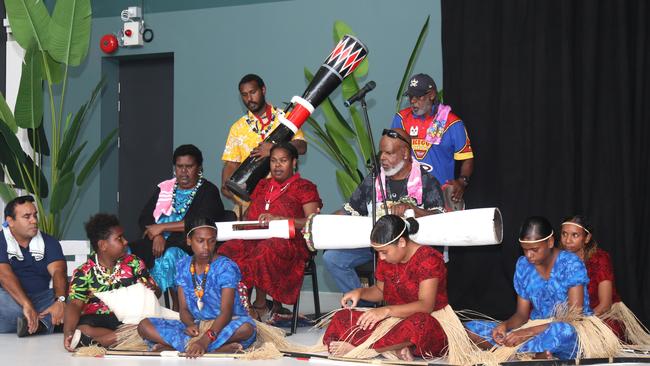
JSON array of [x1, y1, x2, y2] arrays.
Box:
[[137, 217, 256, 358], [465, 216, 591, 359]]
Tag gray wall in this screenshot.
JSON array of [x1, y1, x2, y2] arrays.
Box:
[[63, 0, 443, 293]]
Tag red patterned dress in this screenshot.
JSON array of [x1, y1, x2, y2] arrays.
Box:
[[323, 246, 448, 357], [217, 175, 322, 305], [585, 248, 624, 339]]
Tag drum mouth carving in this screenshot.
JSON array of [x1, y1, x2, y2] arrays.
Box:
[[493, 208, 504, 244], [225, 180, 250, 202]]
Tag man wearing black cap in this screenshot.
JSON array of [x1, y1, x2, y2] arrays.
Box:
[[391, 73, 474, 206]]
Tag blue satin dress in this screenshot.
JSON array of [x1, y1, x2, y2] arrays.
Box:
[[465, 250, 591, 359], [147, 256, 256, 351]]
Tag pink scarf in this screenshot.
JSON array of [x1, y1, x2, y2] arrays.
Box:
[[375, 160, 423, 205], [153, 178, 176, 221], [425, 104, 452, 145]]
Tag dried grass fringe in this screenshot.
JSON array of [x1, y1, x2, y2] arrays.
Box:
[[600, 302, 650, 346], [73, 344, 107, 357], [431, 305, 491, 365], [76, 319, 302, 359], [481, 304, 622, 363], [303, 305, 487, 364]]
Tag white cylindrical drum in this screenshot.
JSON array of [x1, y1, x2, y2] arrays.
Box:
[[304, 208, 502, 252], [305, 215, 373, 251], [215, 220, 295, 241], [411, 207, 502, 246]]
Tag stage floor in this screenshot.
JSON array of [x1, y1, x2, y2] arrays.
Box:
[[2, 329, 649, 366], [0, 327, 329, 366]]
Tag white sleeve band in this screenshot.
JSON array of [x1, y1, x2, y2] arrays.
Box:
[[290, 96, 315, 113], [278, 112, 298, 133]]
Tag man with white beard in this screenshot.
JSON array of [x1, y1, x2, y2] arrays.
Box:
[[322, 128, 444, 303]]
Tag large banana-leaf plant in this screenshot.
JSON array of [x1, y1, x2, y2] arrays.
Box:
[[305, 17, 430, 199], [0, 0, 117, 238]]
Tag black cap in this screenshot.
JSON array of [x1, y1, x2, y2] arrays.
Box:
[[403, 73, 437, 97]]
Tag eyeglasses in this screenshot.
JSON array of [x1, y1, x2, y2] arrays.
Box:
[[382, 129, 410, 146]]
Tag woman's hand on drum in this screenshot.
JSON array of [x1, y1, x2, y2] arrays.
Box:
[[258, 213, 283, 225], [356, 307, 390, 330], [144, 224, 165, 240], [340, 289, 362, 308], [390, 203, 414, 218], [492, 322, 507, 345], [152, 236, 166, 258]]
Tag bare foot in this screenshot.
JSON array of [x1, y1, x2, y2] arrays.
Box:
[[251, 303, 270, 321], [212, 343, 243, 353], [397, 346, 414, 361], [151, 343, 174, 352], [533, 351, 553, 359], [329, 341, 355, 356]]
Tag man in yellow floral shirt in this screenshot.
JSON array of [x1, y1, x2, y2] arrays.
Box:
[[221, 74, 307, 203]]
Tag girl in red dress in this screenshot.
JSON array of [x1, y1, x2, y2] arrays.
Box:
[[322, 215, 448, 361], [560, 215, 650, 345], [217, 142, 322, 319]]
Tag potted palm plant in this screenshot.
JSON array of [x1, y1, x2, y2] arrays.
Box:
[[304, 17, 430, 199], [0, 0, 117, 238]]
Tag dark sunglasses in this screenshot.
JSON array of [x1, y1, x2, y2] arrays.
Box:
[[382, 129, 410, 146]]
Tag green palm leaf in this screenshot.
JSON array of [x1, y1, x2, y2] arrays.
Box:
[[60, 141, 87, 175], [341, 75, 360, 101], [4, 0, 51, 51], [47, 0, 91, 66], [57, 77, 105, 169], [49, 171, 74, 213], [0, 119, 26, 164], [395, 16, 430, 111], [26, 123, 50, 156], [0, 182, 17, 203], [76, 128, 118, 186], [325, 125, 357, 172], [305, 118, 349, 171], [15, 154, 49, 197], [335, 169, 358, 199], [0, 94, 18, 133], [42, 51, 64, 84], [349, 106, 372, 166], [15, 45, 43, 129]]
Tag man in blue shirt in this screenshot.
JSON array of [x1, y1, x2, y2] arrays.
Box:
[[0, 196, 67, 336], [391, 73, 474, 206]]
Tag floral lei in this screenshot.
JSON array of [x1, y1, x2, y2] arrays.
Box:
[[172, 177, 204, 215], [92, 254, 121, 287], [245, 108, 276, 137]]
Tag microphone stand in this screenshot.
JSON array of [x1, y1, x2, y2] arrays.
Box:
[[358, 97, 388, 281]]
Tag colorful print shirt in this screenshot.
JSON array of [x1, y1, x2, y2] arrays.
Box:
[[222, 105, 305, 163], [68, 254, 159, 315], [392, 105, 473, 184]]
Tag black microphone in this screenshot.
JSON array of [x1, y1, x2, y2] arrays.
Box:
[[344, 81, 376, 107]]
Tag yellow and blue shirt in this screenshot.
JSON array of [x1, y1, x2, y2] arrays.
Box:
[[392, 105, 473, 184]]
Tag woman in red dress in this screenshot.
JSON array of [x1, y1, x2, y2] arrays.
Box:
[[217, 142, 321, 319], [560, 215, 650, 344], [322, 215, 448, 361]]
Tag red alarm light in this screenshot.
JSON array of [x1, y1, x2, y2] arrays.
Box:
[[100, 34, 119, 54]]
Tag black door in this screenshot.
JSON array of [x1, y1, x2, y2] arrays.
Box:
[[118, 54, 174, 242]]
